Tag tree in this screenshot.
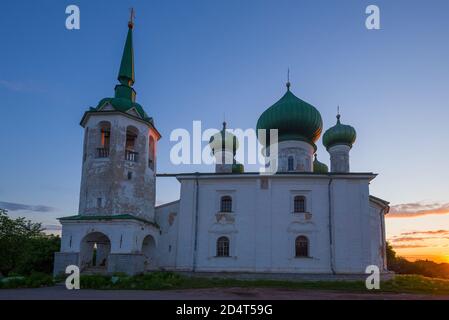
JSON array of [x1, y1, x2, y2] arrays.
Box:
[[0, 208, 60, 276], [386, 241, 449, 279]]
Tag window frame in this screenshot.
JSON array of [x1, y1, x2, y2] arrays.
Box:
[[295, 235, 309, 258], [287, 156, 294, 171], [220, 195, 233, 213], [293, 195, 306, 213], [216, 236, 230, 257]]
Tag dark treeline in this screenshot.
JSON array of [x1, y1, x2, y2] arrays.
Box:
[[387, 242, 449, 279]]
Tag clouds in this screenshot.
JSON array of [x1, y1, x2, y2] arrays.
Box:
[[388, 229, 449, 250], [393, 244, 428, 249], [387, 202, 449, 218], [401, 230, 449, 236], [0, 201, 56, 213]]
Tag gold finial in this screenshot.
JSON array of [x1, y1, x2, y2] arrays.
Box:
[[286, 68, 291, 90], [128, 8, 135, 29], [337, 105, 341, 122]]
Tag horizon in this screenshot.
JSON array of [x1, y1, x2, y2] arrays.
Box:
[[1, 0, 449, 264]]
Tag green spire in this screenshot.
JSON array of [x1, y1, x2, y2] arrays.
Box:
[[118, 24, 135, 86], [114, 11, 136, 101]]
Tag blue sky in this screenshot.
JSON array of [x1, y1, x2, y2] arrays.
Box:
[[1, 0, 449, 241]]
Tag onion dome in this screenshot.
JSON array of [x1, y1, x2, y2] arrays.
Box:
[[322, 114, 357, 150], [232, 163, 245, 173], [209, 122, 239, 155], [313, 154, 329, 174], [256, 83, 323, 149]]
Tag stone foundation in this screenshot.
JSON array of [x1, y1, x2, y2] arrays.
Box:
[[107, 253, 145, 275], [53, 252, 79, 277]]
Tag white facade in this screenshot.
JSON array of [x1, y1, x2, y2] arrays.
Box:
[[154, 174, 389, 275]]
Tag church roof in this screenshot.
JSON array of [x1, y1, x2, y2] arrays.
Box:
[[256, 84, 323, 149], [313, 154, 329, 173], [323, 114, 357, 150], [80, 16, 156, 128], [58, 214, 160, 229]]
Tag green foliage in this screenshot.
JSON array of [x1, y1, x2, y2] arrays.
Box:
[[382, 275, 449, 295], [80, 272, 183, 290], [0, 208, 60, 276], [77, 272, 449, 295], [0, 272, 54, 289]]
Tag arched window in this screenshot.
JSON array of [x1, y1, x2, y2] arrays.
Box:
[[294, 196, 306, 213], [220, 196, 232, 212], [125, 126, 138, 150], [148, 136, 155, 170], [216, 236, 230, 257], [288, 156, 294, 171], [295, 236, 309, 257], [97, 122, 111, 158], [125, 126, 139, 162]]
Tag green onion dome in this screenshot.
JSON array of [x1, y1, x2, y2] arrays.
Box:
[[232, 163, 245, 173], [322, 114, 357, 150], [256, 84, 323, 149], [313, 154, 329, 173], [209, 122, 239, 155]]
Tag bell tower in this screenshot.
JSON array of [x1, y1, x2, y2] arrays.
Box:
[[54, 13, 161, 276], [78, 13, 160, 221]]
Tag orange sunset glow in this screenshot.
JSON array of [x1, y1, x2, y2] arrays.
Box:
[[386, 202, 449, 264]]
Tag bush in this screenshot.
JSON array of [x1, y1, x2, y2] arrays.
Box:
[[0, 272, 54, 289], [80, 275, 113, 289], [79, 272, 183, 290], [0, 209, 60, 276]]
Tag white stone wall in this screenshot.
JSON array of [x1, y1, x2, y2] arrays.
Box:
[[163, 174, 384, 274], [59, 220, 159, 254], [79, 112, 158, 221], [369, 200, 388, 271], [154, 201, 180, 269], [328, 144, 350, 173], [331, 178, 373, 273], [275, 141, 314, 172]]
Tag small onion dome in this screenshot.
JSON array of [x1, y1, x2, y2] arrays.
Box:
[[322, 114, 357, 150], [232, 163, 245, 173], [209, 122, 239, 155], [256, 85, 323, 149], [313, 154, 328, 174]]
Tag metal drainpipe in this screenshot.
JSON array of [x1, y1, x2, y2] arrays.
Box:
[[328, 177, 336, 274], [192, 174, 200, 272], [380, 207, 388, 271]]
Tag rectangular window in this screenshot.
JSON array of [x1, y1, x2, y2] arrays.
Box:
[[97, 197, 102, 208]]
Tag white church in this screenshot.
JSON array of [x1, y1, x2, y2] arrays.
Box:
[[54, 18, 390, 277]]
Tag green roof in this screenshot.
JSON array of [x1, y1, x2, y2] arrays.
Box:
[[209, 121, 239, 155], [58, 214, 159, 229], [118, 26, 135, 87], [322, 114, 357, 150], [257, 86, 323, 148], [313, 154, 329, 173], [81, 19, 154, 126]]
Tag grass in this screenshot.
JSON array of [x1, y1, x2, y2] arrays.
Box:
[[2, 271, 449, 295], [75, 272, 449, 295]]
